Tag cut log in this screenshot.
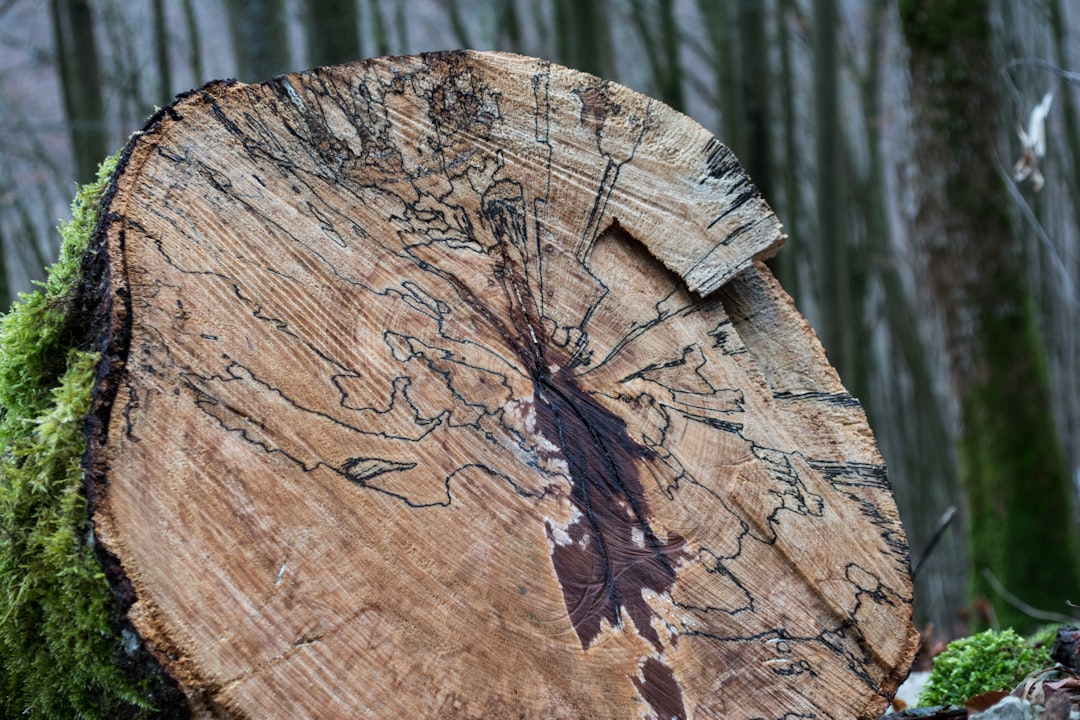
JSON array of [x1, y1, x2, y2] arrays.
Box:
[[85, 50, 917, 718]]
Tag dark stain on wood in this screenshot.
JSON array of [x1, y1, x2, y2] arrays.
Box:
[[633, 657, 688, 720], [574, 85, 609, 134], [471, 166, 688, 656], [533, 366, 687, 652]]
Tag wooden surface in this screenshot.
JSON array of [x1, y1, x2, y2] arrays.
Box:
[[87, 50, 917, 718]]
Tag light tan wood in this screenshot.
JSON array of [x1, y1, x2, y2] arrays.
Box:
[[87, 50, 917, 719]]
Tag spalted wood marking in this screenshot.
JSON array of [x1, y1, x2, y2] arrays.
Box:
[[88, 51, 917, 719]]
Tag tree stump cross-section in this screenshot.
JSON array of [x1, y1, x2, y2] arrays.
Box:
[[86, 50, 918, 718]]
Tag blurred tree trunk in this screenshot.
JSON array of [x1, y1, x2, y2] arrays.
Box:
[[737, 0, 771, 200], [1046, 0, 1080, 479], [699, 0, 745, 163], [50, 0, 106, 185], [857, 0, 963, 637], [1047, 0, 1080, 230], [900, 0, 1080, 631], [303, 0, 361, 67], [442, 0, 472, 53], [553, 0, 613, 80], [152, 0, 173, 105], [393, 0, 408, 52], [814, 0, 857, 389], [628, 0, 684, 111], [774, 0, 803, 297], [0, 224, 8, 310], [495, 0, 523, 52], [372, 0, 393, 56], [225, 0, 291, 81], [182, 0, 204, 84]]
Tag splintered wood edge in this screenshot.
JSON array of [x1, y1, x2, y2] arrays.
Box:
[[473, 52, 788, 294]]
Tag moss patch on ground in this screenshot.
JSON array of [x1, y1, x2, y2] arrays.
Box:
[[0, 154, 160, 718], [919, 628, 1053, 707]]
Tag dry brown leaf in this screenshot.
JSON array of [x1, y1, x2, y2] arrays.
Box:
[[965, 690, 1010, 715]]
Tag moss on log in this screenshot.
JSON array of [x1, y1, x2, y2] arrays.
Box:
[[0, 156, 184, 719]]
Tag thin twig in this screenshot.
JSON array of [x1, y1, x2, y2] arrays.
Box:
[[981, 568, 1080, 625], [996, 163, 1080, 311], [1004, 58, 1080, 86], [912, 506, 957, 580]]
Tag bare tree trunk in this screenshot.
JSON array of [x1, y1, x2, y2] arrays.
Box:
[[224, 0, 291, 82], [629, 0, 685, 111], [900, 0, 1080, 631], [856, 1, 963, 637], [182, 0, 204, 83], [496, 0, 523, 52], [699, 0, 746, 162], [775, 0, 803, 298], [0, 223, 9, 310], [553, 0, 613, 80], [1045, 0, 1080, 478], [393, 0, 408, 52], [50, 0, 106, 185], [152, 0, 173, 105], [442, 0, 472, 53], [303, 0, 361, 67], [814, 0, 855, 387], [737, 0, 772, 200]]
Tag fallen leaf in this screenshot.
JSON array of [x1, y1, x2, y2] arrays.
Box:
[[965, 690, 1010, 715]]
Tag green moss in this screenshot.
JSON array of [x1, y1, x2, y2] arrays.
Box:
[[1026, 624, 1065, 654], [0, 154, 155, 718], [919, 629, 1052, 707]]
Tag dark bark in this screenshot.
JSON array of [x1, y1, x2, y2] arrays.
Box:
[[1051, 627, 1080, 671]]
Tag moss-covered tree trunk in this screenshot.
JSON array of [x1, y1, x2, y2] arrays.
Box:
[[899, 0, 1080, 631]]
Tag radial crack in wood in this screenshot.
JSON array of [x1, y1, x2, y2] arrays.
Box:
[[84, 50, 917, 719]]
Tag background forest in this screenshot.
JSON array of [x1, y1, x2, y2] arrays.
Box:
[[1, 0, 1078, 644]]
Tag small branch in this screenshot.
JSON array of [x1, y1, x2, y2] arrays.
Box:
[[1003, 58, 1080, 87], [911, 506, 956, 580], [996, 163, 1080, 311], [981, 568, 1080, 625]]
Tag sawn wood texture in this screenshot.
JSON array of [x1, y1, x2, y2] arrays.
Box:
[[85, 50, 918, 719]]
